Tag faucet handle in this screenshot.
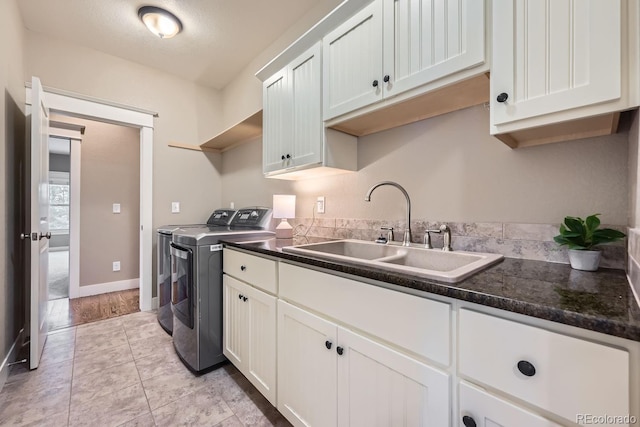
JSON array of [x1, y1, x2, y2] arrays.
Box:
[[424, 229, 441, 249], [380, 226, 394, 242], [440, 224, 453, 251]]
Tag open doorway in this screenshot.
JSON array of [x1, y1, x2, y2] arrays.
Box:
[[46, 116, 144, 331], [27, 84, 155, 338], [48, 136, 71, 302]]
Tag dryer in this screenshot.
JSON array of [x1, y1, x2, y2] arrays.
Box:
[[170, 207, 273, 373], [157, 209, 235, 335]]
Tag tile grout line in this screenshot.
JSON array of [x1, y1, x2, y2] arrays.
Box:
[[125, 317, 158, 426], [66, 326, 77, 427]]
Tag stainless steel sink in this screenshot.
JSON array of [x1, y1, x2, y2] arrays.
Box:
[[282, 239, 503, 283]]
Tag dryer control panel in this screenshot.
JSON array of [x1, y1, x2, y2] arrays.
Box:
[[230, 207, 273, 228]]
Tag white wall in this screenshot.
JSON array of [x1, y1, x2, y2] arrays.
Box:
[[222, 105, 629, 226], [221, 0, 342, 129], [0, 0, 27, 374], [24, 30, 225, 228]]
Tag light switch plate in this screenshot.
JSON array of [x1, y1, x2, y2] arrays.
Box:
[[171, 202, 180, 213], [317, 196, 325, 214], [113, 203, 121, 214], [112, 261, 121, 272]]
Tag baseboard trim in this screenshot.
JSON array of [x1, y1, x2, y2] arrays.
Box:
[[152, 297, 158, 310], [0, 328, 25, 392], [76, 278, 140, 298]]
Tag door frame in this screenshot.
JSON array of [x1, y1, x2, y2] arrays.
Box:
[[47, 128, 81, 302], [27, 86, 155, 311]]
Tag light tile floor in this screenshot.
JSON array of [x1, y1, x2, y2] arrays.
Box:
[[0, 311, 291, 427]]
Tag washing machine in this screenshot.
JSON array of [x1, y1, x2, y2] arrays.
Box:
[[170, 207, 273, 373]]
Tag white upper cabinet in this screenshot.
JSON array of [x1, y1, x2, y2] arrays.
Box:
[[323, 0, 487, 121], [490, 0, 639, 147], [492, 0, 621, 126], [263, 42, 357, 179], [323, 0, 384, 120], [263, 68, 291, 173], [263, 44, 322, 175], [383, 0, 486, 97], [290, 44, 324, 170]]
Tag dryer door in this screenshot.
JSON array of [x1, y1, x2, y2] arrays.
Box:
[[170, 242, 194, 329]]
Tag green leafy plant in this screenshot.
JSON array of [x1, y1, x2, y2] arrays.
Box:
[[553, 214, 625, 250]]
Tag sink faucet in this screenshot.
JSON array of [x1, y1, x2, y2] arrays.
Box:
[[364, 181, 412, 246], [424, 224, 453, 251]]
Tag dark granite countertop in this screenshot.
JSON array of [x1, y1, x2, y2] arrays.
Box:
[[223, 238, 640, 342]]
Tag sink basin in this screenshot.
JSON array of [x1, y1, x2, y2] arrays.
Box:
[[282, 239, 503, 283], [284, 239, 405, 260]]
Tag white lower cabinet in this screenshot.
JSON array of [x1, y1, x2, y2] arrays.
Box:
[[277, 300, 337, 427], [222, 252, 638, 427], [337, 324, 450, 427], [459, 381, 562, 427], [277, 300, 450, 427], [223, 275, 277, 405]]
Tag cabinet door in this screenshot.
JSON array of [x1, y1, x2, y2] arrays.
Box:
[[223, 275, 249, 369], [245, 284, 277, 406], [277, 300, 337, 427], [383, 0, 485, 98], [459, 381, 562, 427], [323, 0, 384, 120], [337, 327, 450, 427], [263, 67, 292, 173], [290, 43, 323, 170], [491, 0, 621, 126]]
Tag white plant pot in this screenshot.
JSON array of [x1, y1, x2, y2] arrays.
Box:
[[568, 249, 601, 271]]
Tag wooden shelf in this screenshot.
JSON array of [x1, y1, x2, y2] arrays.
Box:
[[200, 110, 263, 151]]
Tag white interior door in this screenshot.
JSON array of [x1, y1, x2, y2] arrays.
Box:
[[29, 76, 50, 369]]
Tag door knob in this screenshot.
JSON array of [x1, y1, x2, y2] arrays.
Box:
[[38, 232, 51, 240], [20, 232, 35, 241]]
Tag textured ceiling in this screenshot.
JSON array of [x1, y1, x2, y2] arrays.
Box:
[[18, 0, 332, 90]]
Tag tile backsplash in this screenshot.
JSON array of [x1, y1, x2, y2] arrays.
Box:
[[285, 217, 626, 269], [628, 228, 640, 303]]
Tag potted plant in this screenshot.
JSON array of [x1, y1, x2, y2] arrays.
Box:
[[553, 214, 626, 271]]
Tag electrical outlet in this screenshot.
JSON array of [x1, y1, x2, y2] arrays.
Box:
[[113, 261, 121, 272], [171, 202, 180, 213], [112, 203, 121, 214], [317, 196, 325, 214]]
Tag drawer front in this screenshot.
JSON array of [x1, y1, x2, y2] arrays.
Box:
[[279, 262, 451, 366], [459, 309, 629, 423], [459, 381, 562, 427], [223, 249, 277, 294]]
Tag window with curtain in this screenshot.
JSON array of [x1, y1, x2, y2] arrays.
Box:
[[49, 171, 70, 233]]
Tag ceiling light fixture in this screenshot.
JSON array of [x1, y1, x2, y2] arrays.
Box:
[[138, 6, 183, 39]]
